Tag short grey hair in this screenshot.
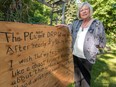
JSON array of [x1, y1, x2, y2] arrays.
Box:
[[77, 2, 93, 19]]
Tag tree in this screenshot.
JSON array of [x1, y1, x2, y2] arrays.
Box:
[[83, 0, 116, 33], [28, 0, 51, 24], [0, 0, 51, 24], [65, 0, 77, 24]]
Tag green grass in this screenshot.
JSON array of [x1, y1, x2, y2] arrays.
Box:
[[91, 45, 116, 87], [68, 44, 116, 87]]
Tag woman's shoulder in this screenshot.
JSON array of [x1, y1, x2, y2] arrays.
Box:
[[93, 19, 102, 24], [72, 19, 82, 25], [73, 18, 82, 22], [92, 19, 104, 29]]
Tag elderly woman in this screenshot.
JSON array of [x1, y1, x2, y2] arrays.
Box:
[[56, 1, 106, 87]]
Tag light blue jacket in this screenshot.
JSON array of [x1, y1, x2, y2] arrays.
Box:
[[69, 19, 106, 64]]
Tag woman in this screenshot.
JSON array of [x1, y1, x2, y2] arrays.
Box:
[[56, 2, 106, 87]]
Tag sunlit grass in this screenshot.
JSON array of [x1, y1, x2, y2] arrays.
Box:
[[91, 45, 116, 87]]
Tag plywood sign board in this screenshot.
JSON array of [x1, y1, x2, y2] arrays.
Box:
[[0, 22, 74, 87]]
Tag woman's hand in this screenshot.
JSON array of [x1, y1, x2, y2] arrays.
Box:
[[55, 24, 68, 29]]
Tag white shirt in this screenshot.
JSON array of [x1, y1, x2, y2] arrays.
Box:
[[73, 26, 89, 59]]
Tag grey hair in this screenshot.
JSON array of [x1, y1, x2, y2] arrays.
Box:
[[77, 2, 93, 19]]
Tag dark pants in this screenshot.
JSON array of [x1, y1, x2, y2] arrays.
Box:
[[73, 55, 93, 87]]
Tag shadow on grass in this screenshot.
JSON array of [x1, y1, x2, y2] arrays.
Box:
[[67, 46, 116, 87], [91, 53, 116, 87]]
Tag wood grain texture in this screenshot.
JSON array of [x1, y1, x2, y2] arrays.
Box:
[[0, 22, 74, 87]]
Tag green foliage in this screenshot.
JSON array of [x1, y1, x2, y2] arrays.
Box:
[[0, 0, 115, 34], [28, 1, 51, 24], [0, 0, 27, 21], [87, 0, 116, 33], [65, 0, 77, 24], [67, 83, 75, 87], [0, 11, 4, 20], [0, 0, 51, 24], [106, 32, 116, 46]]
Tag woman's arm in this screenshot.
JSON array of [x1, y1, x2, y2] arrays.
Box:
[[95, 21, 106, 48], [99, 22, 106, 48]]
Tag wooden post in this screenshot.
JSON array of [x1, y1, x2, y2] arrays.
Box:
[[61, 3, 66, 24]]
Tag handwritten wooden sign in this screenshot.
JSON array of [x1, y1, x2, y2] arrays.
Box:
[[0, 22, 74, 87]]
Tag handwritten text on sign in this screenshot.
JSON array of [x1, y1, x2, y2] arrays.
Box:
[[0, 22, 74, 87]]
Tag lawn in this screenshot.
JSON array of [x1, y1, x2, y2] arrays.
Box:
[[68, 44, 116, 87], [91, 44, 116, 87]]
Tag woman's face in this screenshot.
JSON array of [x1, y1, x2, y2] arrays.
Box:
[[79, 5, 90, 20]]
